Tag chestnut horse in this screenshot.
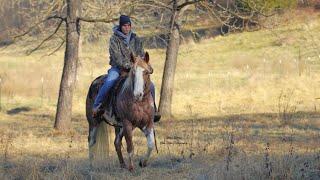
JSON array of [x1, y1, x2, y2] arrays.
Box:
[[86, 52, 156, 171]]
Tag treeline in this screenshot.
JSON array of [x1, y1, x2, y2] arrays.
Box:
[[0, 0, 318, 46]]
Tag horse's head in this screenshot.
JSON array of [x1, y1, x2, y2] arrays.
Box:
[[130, 52, 153, 101]]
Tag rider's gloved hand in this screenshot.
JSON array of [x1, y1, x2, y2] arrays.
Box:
[[123, 62, 131, 70]]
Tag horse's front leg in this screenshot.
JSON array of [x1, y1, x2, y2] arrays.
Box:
[[139, 127, 155, 167], [114, 126, 125, 168], [123, 120, 134, 171]]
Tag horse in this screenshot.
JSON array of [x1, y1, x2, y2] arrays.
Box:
[[86, 52, 156, 171]]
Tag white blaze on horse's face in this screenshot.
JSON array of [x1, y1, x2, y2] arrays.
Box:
[[133, 66, 145, 101]]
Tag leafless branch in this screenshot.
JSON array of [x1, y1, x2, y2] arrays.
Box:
[[27, 19, 64, 55], [199, 2, 230, 26], [135, 2, 171, 11], [79, 17, 118, 23], [80, 1, 138, 24], [177, 0, 204, 11], [13, 15, 65, 40], [144, 0, 173, 10], [198, 1, 272, 33], [47, 38, 65, 56], [214, 2, 254, 20]]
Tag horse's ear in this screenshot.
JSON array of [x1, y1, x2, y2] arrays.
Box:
[[130, 53, 135, 63], [144, 52, 149, 63]]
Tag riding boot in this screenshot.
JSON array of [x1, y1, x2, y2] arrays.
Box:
[[92, 103, 104, 118], [153, 102, 161, 123]]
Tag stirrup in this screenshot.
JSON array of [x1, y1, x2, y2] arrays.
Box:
[[154, 112, 161, 123]]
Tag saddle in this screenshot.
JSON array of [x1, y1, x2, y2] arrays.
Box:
[[99, 70, 129, 127]]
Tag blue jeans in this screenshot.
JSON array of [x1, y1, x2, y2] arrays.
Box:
[[93, 66, 156, 108]]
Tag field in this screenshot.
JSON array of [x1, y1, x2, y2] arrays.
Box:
[[0, 10, 320, 179]]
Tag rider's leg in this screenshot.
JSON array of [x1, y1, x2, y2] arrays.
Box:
[[150, 82, 161, 122], [93, 67, 120, 114]]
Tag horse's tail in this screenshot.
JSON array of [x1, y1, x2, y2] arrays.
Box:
[[89, 122, 110, 161], [86, 75, 111, 163]]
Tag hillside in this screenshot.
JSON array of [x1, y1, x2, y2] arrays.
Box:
[[0, 10, 320, 179]]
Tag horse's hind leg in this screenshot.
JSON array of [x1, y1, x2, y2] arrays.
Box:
[[88, 123, 98, 170], [114, 126, 125, 168], [139, 127, 155, 167], [88, 124, 98, 147]]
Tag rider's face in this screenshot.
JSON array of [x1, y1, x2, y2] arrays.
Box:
[[121, 23, 131, 35]]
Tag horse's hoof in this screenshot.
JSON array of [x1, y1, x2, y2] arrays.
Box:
[[128, 165, 134, 172], [120, 163, 126, 169], [139, 160, 147, 167]]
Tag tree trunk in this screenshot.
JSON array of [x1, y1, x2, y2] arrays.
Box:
[[54, 0, 81, 131], [158, 8, 180, 117]]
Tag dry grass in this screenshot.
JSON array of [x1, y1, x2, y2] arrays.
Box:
[[0, 10, 320, 179]]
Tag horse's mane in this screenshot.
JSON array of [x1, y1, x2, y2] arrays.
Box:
[[120, 57, 151, 96], [120, 69, 134, 95]]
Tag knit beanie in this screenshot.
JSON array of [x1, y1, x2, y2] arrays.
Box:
[[119, 15, 131, 27]]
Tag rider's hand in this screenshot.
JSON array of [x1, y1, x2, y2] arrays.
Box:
[[123, 62, 131, 70]]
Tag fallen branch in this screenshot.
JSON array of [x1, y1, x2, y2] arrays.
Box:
[[160, 142, 188, 145]]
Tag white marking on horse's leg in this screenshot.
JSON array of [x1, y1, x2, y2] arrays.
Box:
[[133, 66, 144, 99], [142, 128, 155, 164], [147, 128, 155, 150]]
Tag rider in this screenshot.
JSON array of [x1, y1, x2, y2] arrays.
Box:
[[93, 15, 161, 122]]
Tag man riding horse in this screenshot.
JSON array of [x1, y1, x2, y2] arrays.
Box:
[[92, 15, 161, 122]]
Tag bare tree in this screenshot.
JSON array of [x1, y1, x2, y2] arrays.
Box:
[[140, 0, 285, 117], [55, 0, 137, 131], [136, 0, 205, 117], [54, 0, 81, 130], [7, 0, 138, 131]]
